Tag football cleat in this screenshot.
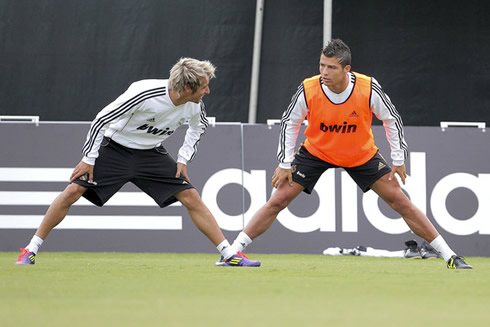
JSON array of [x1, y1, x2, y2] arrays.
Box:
[[420, 241, 441, 259], [215, 251, 250, 266], [215, 255, 226, 266], [403, 240, 422, 259], [447, 255, 472, 269], [16, 248, 36, 265], [225, 253, 261, 267]]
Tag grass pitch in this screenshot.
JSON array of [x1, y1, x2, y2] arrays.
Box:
[[1, 253, 489, 327]]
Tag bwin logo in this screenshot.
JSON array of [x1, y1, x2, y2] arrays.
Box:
[[136, 124, 174, 136], [320, 122, 357, 134]]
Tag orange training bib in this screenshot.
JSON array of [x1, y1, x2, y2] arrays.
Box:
[[302, 72, 378, 167]]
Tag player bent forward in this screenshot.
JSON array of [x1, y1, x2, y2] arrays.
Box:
[[226, 40, 471, 269], [16, 58, 259, 267]]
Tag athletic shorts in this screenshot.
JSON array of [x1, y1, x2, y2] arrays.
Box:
[[291, 145, 392, 194], [73, 137, 194, 208]]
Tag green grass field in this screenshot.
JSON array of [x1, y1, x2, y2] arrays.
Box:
[[1, 252, 489, 327]]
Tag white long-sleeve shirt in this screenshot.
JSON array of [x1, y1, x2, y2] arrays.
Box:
[[81, 79, 208, 165], [278, 72, 408, 168]]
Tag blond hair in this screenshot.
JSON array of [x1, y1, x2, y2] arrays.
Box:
[[168, 58, 216, 95]]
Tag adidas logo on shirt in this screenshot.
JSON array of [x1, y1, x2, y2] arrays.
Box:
[[349, 111, 359, 117]]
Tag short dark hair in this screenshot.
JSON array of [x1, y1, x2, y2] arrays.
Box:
[[321, 39, 351, 67]]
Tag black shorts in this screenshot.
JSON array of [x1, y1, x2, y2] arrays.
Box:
[[291, 146, 392, 194], [73, 137, 194, 208]]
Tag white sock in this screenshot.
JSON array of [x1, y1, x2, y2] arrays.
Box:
[[430, 235, 456, 262], [231, 231, 253, 253], [216, 239, 235, 260], [26, 235, 44, 255]]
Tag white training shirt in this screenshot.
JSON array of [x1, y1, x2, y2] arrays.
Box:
[[81, 79, 208, 166], [278, 72, 408, 169]]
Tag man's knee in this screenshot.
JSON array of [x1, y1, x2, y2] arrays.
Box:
[[385, 191, 413, 214], [265, 184, 303, 213], [60, 183, 86, 204], [266, 194, 293, 214], [175, 188, 202, 208]]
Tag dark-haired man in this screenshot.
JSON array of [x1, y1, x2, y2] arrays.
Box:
[[227, 39, 471, 269]]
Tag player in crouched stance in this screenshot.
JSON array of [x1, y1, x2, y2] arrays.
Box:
[[16, 58, 260, 267], [227, 40, 471, 270]]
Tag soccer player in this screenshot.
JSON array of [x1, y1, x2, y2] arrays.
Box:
[[16, 58, 260, 267], [227, 39, 471, 269]]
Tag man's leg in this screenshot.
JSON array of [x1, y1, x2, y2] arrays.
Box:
[[371, 174, 471, 268], [174, 188, 226, 246], [371, 174, 438, 242], [231, 181, 304, 252], [36, 183, 87, 240], [16, 183, 86, 264], [174, 188, 260, 266]]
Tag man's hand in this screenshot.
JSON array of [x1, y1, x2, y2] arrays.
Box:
[[70, 161, 95, 183], [388, 164, 407, 185], [271, 166, 293, 189], [176, 163, 190, 182]]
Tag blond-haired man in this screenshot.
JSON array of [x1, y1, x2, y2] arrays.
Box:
[[16, 58, 260, 267]]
